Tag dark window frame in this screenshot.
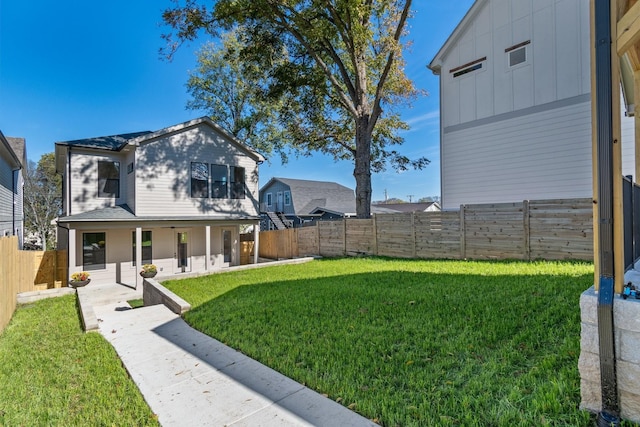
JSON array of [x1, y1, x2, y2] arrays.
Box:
[[230, 166, 245, 199], [98, 161, 120, 198], [82, 232, 106, 270], [132, 230, 152, 266], [211, 164, 228, 199], [190, 162, 209, 198]]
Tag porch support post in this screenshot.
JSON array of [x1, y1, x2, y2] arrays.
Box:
[[253, 222, 259, 264], [68, 228, 77, 272], [205, 225, 211, 270], [135, 227, 142, 289], [635, 70, 640, 181]]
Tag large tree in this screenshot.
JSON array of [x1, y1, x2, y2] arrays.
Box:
[[163, 0, 428, 218], [186, 31, 288, 162], [24, 153, 61, 250]]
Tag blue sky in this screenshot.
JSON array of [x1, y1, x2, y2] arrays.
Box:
[[0, 1, 474, 202]]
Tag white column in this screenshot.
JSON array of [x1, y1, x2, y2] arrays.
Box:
[[68, 228, 77, 275], [135, 227, 142, 289], [253, 222, 259, 264], [205, 225, 211, 270]]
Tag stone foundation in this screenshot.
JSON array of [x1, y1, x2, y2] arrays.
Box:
[[580, 286, 640, 421]]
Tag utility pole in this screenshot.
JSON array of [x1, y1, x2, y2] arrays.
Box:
[[384, 189, 388, 203], [407, 195, 414, 203]]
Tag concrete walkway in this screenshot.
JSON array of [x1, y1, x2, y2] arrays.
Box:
[[77, 281, 377, 427]]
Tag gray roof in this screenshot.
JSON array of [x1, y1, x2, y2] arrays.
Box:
[[6, 137, 26, 166], [56, 131, 152, 151], [265, 177, 357, 215], [57, 204, 260, 223], [374, 202, 439, 213], [0, 131, 22, 168]]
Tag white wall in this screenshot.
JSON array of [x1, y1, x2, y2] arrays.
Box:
[[68, 149, 127, 214], [440, 0, 590, 129], [437, 0, 636, 209]]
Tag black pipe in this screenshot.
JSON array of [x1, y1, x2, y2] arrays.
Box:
[[594, 0, 620, 423]]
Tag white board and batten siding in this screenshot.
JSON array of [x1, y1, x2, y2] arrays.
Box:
[[134, 124, 260, 218], [434, 0, 636, 210]]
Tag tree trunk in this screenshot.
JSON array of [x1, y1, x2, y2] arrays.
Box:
[[354, 115, 372, 218]]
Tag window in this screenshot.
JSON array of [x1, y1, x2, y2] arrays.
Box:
[[453, 63, 482, 77], [509, 47, 526, 67], [505, 40, 530, 68], [191, 162, 209, 198], [127, 162, 134, 174], [450, 56, 486, 78], [211, 164, 228, 198], [83, 232, 106, 270], [230, 166, 245, 199], [98, 161, 120, 198], [132, 231, 152, 266], [266, 193, 272, 207], [284, 191, 291, 206]]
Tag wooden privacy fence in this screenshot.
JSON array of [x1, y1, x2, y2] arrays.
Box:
[[1, 236, 68, 333], [258, 228, 299, 259], [263, 198, 594, 262]]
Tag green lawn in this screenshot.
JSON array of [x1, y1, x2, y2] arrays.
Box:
[[0, 294, 159, 426], [163, 257, 596, 426]]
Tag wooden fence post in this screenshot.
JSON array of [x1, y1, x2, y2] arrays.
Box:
[[460, 205, 466, 259], [411, 212, 417, 258], [343, 219, 347, 256], [317, 221, 321, 256], [372, 214, 378, 256], [523, 200, 531, 261]]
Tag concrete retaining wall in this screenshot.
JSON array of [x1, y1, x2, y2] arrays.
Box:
[[143, 278, 191, 315], [580, 286, 640, 421]]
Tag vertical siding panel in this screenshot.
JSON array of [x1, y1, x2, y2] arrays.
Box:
[[555, 0, 580, 100], [533, 5, 556, 105]]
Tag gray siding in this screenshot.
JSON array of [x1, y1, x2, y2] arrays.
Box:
[[134, 124, 260, 217], [0, 150, 14, 236], [260, 181, 294, 214]]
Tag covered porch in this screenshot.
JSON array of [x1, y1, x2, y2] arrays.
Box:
[[57, 212, 260, 288]]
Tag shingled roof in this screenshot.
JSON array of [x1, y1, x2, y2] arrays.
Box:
[[56, 131, 152, 151]]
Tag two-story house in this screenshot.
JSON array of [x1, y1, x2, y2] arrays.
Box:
[[428, 0, 636, 210], [55, 117, 264, 287], [259, 178, 359, 229], [0, 131, 26, 248]]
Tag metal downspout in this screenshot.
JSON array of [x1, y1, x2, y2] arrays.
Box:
[[594, 0, 620, 424]]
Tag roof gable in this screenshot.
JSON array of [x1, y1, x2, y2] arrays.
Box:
[[131, 117, 265, 162], [428, 0, 485, 74]]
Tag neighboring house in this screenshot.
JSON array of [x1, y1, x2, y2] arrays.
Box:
[[259, 178, 358, 230], [0, 131, 26, 248], [428, 0, 636, 210], [55, 117, 265, 287], [373, 202, 441, 213]]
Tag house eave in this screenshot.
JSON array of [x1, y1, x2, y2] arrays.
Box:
[[428, 0, 485, 75], [0, 131, 23, 169], [129, 116, 266, 163]]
